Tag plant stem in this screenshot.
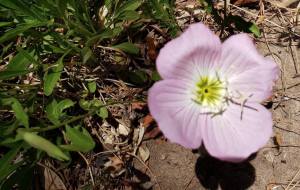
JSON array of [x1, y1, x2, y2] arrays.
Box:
[[22, 100, 147, 132]]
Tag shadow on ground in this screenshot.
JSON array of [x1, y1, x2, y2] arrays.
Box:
[[195, 152, 256, 190]]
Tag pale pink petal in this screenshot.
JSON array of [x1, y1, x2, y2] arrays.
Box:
[[201, 102, 273, 162], [148, 79, 204, 149], [157, 23, 222, 83], [220, 34, 279, 102]]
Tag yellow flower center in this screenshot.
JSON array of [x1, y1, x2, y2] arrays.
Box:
[[194, 76, 226, 108]]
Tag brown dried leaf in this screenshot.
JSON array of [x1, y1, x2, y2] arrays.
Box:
[[132, 102, 147, 110], [155, 138, 166, 145], [143, 126, 161, 140], [108, 156, 124, 172], [275, 132, 282, 146], [145, 35, 158, 60], [143, 115, 154, 127], [231, 0, 259, 5]]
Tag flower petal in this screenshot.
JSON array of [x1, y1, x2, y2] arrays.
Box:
[[220, 34, 279, 102], [201, 102, 273, 162], [148, 79, 204, 149], [156, 23, 222, 83]]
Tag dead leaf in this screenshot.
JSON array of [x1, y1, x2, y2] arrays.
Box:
[[117, 123, 130, 136], [143, 115, 154, 127], [155, 138, 166, 145], [36, 161, 67, 190], [275, 132, 282, 146], [145, 35, 158, 60], [265, 94, 275, 103], [231, 0, 259, 6], [139, 146, 150, 162], [132, 102, 147, 110], [266, 182, 275, 190], [108, 156, 124, 172], [143, 126, 161, 140]]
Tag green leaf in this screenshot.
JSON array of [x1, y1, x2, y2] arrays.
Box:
[[18, 166, 34, 190], [114, 10, 139, 21], [53, 99, 75, 119], [1, 98, 29, 128], [44, 58, 64, 96], [0, 22, 15, 27], [0, 69, 37, 80], [56, 0, 68, 18], [227, 14, 260, 36], [113, 27, 122, 36], [86, 28, 114, 47], [86, 81, 97, 93], [79, 99, 108, 118], [6, 49, 35, 71], [16, 46, 40, 66], [129, 71, 148, 84], [46, 97, 59, 124], [0, 23, 45, 44], [80, 47, 92, 64], [64, 125, 95, 152], [1, 163, 35, 190], [111, 42, 139, 54], [200, 0, 221, 24], [41, 44, 65, 53], [151, 71, 162, 81], [0, 143, 22, 182], [0, 0, 43, 21], [114, 0, 142, 17], [26, 93, 36, 113], [90, 100, 108, 118], [4, 121, 20, 135]]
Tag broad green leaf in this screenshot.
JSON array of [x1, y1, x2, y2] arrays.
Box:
[[228, 14, 260, 36], [44, 58, 64, 96], [17, 129, 70, 161], [0, 22, 14, 27], [86, 28, 114, 47], [80, 47, 92, 64], [46, 97, 59, 124], [79, 99, 108, 118], [64, 125, 95, 152], [0, 69, 36, 80], [113, 27, 122, 36], [16, 46, 40, 66], [0, 0, 43, 21], [86, 81, 96, 93], [114, 0, 142, 17], [79, 99, 90, 110], [90, 100, 108, 118], [114, 10, 139, 21], [129, 71, 148, 84], [56, 0, 68, 18], [1, 98, 29, 128], [26, 93, 36, 113], [0, 159, 25, 183], [4, 121, 19, 135], [0, 23, 45, 44], [18, 166, 34, 190], [151, 71, 162, 81], [111, 42, 139, 54], [6, 49, 35, 71], [53, 99, 75, 119], [1, 163, 34, 190], [0, 143, 22, 182], [41, 44, 65, 53]]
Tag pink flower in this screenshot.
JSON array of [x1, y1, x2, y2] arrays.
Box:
[[148, 23, 279, 162]]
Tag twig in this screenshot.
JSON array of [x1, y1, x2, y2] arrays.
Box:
[[183, 173, 196, 190], [77, 151, 95, 186], [285, 168, 300, 190]]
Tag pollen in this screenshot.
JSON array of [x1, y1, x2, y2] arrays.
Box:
[[193, 76, 226, 108]]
